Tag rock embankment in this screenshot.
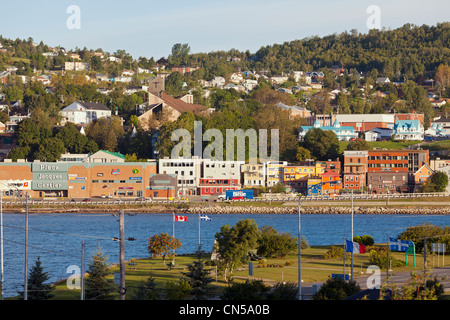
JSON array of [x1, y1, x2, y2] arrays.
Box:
[[178, 205, 450, 215], [8, 204, 450, 215]]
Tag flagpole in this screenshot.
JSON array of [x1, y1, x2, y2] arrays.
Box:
[[198, 213, 201, 252], [173, 213, 175, 264], [386, 235, 389, 280], [343, 237, 346, 279], [351, 189, 354, 281]]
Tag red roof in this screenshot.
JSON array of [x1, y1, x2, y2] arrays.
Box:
[[160, 92, 206, 114]]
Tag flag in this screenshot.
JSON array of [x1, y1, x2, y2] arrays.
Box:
[[346, 240, 366, 254], [200, 214, 212, 221], [389, 238, 413, 252], [174, 215, 187, 222]]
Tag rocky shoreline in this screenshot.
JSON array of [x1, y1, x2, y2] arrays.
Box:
[[5, 203, 450, 215]]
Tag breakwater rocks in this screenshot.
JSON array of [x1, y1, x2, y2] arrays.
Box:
[[8, 204, 450, 215], [177, 205, 450, 215]]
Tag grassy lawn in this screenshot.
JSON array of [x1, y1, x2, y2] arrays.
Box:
[[38, 244, 447, 300], [339, 140, 421, 153], [420, 140, 450, 151]]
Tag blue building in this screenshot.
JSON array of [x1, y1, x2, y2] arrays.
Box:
[[298, 119, 358, 141], [392, 120, 424, 141]]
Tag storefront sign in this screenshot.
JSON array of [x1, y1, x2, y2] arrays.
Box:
[[0, 180, 32, 190], [32, 162, 69, 190], [111, 168, 121, 175]]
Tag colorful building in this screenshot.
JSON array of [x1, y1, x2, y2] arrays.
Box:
[[343, 150, 368, 191], [283, 162, 325, 192], [0, 161, 157, 199], [197, 178, 239, 196]]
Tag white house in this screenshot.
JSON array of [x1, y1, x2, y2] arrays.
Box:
[[392, 120, 424, 141], [60, 101, 112, 125]]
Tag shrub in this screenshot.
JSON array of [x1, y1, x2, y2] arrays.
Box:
[[323, 246, 350, 260], [312, 278, 361, 300], [353, 235, 374, 246]]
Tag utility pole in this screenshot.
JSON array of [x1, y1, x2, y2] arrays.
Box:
[[297, 192, 305, 300], [423, 237, 427, 270], [81, 240, 85, 300], [119, 210, 125, 300], [24, 192, 29, 300], [0, 189, 3, 300]]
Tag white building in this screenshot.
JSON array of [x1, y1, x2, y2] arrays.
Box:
[[65, 62, 89, 71], [392, 120, 424, 141], [158, 157, 202, 196], [202, 159, 244, 186], [60, 101, 112, 125], [241, 163, 265, 187]]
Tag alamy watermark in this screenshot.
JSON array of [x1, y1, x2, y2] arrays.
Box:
[[366, 5, 381, 30], [66, 5, 81, 30], [170, 121, 279, 163], [66, 265, 81, 290]]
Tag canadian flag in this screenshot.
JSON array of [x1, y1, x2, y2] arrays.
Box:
[[174, 215, 187, 222]]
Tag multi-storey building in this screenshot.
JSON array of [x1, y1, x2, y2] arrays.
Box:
[[202, 159, 244, 187], [367, 149, 429, 193], [283, 162, 325, 193], [158, 157, 202, 196], [197, 178, 240, 196], [265, 161, 287, 188], [241, 163, 265, 188], [343, 150, 368, 191]]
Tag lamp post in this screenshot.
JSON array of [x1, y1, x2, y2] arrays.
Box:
[[297, 190, 307, 300]]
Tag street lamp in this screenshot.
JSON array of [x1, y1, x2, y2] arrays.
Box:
[[297, 189, 307, 300]]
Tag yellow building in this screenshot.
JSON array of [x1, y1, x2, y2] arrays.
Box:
[[283, 162, 325, 192]]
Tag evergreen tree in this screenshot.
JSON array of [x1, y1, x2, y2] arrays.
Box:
[[131, 276, 160, 300], [182, 249, 213, 300], [85, 246, 115, 300], [18, 256, 54, 300]]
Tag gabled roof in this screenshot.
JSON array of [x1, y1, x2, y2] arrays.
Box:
[[78, 101, 110, 111], [160, 92, 205, 114]]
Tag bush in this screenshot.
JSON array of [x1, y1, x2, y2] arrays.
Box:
[[221, 279, 270, 300], [312, 278, 361, 300], [323, 246, 350, 260], [353, 235, 374, 246]]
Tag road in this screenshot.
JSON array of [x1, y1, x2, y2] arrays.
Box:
[[300, 267, 450, 299]]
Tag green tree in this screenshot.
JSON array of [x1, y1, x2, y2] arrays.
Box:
[[164, 279, 192, 300], [302, 128, 340, 160], [85, 246, 115, 300], [34, 137, 66, 162], [131, 276, 161, 300], [215, 219, 261, 281], [169, 43, 191, 66], [429, 171, 449, 192], [18, 256, 54, 300], [221, 279, 270, 300], [182, 250, 213, 300], [147, 232, 182, 265], [346, 138, 369, 151], [296, 146, 312, 162], [257, 225, 298, 258], [312, 278, 361, 300]]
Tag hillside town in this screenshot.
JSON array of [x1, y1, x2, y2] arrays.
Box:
[[0, 30, 449, 200]]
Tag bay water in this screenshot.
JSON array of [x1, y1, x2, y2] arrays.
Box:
[[1, 212, 449, 298]]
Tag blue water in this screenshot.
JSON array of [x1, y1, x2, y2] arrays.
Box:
[[1, 212, 449, 297]]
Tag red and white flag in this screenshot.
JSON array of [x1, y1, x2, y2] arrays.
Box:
[[174, 215, 187, 222]]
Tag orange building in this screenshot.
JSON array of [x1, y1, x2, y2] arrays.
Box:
[[321, 171, 342, 195], [0, 161, 157, 199]]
